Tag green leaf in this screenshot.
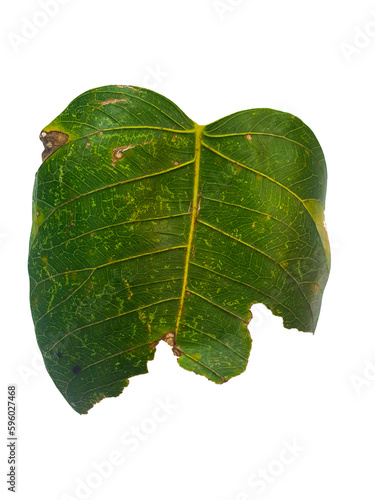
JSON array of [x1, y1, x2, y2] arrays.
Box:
[[28, 85, 330, 414]]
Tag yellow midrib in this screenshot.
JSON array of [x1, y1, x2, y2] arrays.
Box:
[[174, 123, 204, 336]]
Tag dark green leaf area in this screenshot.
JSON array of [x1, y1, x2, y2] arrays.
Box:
[[204, 109, 326, 201]]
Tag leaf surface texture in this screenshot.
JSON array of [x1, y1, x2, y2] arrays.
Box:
[[29, 86, 330, 413]]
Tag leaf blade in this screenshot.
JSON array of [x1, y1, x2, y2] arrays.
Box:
[[29, 87, 330, 413]]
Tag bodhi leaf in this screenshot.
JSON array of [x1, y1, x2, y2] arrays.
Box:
[[28, 85, 330, 414]]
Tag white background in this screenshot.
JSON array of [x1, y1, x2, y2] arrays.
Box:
[[1, 0, 375, 499]]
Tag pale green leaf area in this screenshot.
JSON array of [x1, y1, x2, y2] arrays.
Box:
[[28, 85, 330, 413]]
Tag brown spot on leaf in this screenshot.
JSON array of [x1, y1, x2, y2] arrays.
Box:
[[100, 98, 128, 106], [72, 365, 81, 375], [115, 85, 142, 93], [162, 331, 175, 347], [36, 210, 40, 217], [172, 345, 181, 357], [245, 134, 252, 141], [111, 140, 155, 168], [185, 290, 191, 296], [314, 283, 318, 293], [111, 145, 133, 167], [173, 161, 179, 166], [65, 212, 75, 233], [40, 130, 69, 161], [161, 332, 181, 357]]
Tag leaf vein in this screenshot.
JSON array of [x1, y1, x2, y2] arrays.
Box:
[[45, 297, 180, 354], [187, 290, 248, 323], [183, 323, 248, 361], [197, 220, 314, 321]]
